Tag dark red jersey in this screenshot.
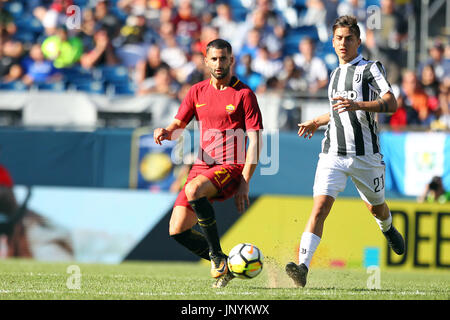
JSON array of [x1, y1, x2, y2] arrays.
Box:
[[175, 77, 263, 164]]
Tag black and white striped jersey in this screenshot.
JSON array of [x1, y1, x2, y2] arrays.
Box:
[[321, 54, 393, 156]]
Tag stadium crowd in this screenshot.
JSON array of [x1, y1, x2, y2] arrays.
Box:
[[0, 0, 449, 129]]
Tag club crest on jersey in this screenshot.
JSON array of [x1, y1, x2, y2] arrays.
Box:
[[332, 89, 358, 100], [355, 73, 362, 83], [225, 104, 236, 114]]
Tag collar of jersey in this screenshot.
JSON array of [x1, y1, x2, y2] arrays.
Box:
[[209, 76, 240, 89], [339, 54, 363, 67]]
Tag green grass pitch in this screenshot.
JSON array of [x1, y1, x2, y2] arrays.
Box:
[[0, 259, 448, 300]]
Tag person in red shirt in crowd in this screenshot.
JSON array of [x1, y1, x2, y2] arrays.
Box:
[[389, 70, 434, 128], [172, 0, 202, 50], [153, 39, 263, 289]]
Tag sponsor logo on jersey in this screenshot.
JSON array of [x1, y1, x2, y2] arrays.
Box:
[[332, 89, 358, 100], [225, 104, 236, 114]]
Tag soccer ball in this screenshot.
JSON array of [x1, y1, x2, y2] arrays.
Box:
[[227, 243, 264, 279]]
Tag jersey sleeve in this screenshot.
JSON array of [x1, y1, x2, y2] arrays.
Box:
[[175, 86, 195, 124], [243, 90, 263, 131], [368, 61, 393, 97]]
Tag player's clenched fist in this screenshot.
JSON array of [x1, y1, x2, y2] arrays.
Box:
[[153, 128, 170, 145]]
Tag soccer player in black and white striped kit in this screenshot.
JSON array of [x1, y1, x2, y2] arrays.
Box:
[[286, 15, 405, 287]]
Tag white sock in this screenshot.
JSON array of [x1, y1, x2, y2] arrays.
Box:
[[298, 232, 321, 269], [375, 211, 392, 232]]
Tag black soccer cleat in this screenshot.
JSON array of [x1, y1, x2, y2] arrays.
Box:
[[383, 225, 405, 255], [285, 262, 308, 288], [210, 252, 229, 278]]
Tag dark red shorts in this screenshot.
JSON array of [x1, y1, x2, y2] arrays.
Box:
[[174, 163, 244, 210]]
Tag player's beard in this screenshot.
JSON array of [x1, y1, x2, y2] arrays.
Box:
[[210, 65, 231, 80]]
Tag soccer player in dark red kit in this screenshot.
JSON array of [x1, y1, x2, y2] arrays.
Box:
[[153, 39, 263, 288]]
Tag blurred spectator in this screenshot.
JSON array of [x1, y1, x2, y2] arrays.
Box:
[[34, 0, 73, 36], [115, 14, 156, 68], [0, 165, 73, 260], [137, 65, 179, 97], [278, 55, 308, 92], [94, 0, 121, 39], [211, 3, 246, 53], [118, 14, 148, 45], [172, 0, 202, 52], [0, 1, 17, 41], [431, 76, 450, 130], [337, 0, 366, 43], [384, 70, 425, 128], [418, 40, 449, 83], [418, 176, 450, 204], [257, 75, 283, 94], [251, 46, 283, 79], [298, 0, 328, 42], [292, 37, 328, 94], [118, 0, 172, 16], [184, 51, 207, 85], [80, 27, 119, 69], [191, 25, 219, 56], [135, 44, 170, 92], [237, 28, 261, 63], [157, 22, 188, 82], [249, 0, 286, 39], [247, 8, 282, 59], [78, 8, 97, 51], [235, 53, 263, 92], [41, 25, 83, 69], [420, 64, 441, 116], [22, 43, 62, 86], [366, 0, 407, 84], [0, 40, 24, 83], [401, 70, 435, 125]]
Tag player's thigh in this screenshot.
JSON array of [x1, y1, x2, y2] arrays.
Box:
[[169, 205, 199, 235], [313, 154, 348, 199], [350, 154, 386, 206], [184, 174, 219, 201]]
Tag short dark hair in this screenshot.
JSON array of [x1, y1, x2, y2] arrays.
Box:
[[332, 15, 360, 39], [206, 39, 232, 55]]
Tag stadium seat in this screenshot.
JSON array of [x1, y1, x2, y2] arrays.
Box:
[[73, 0, 89, 8], [228, 0, 248, 22], [0, 81, 27, 91], [109, 82, 136, 96], [4, 1, 24, 19], [15, 14, 44, 35], [35, 82, 66, 92], [13, 31, 36, 43], [94, 66, 130, 84], [365, 0, 381, 8], [61, 66, 96, 85], [71, 80, 106, 94], [283, 26, 320, 55]]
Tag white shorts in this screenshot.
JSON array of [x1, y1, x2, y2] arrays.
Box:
[[313, 153, 386, 205]]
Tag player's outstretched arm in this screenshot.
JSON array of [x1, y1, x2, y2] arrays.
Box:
[[332, 92, 397, 114], [235, 130, 263, 213], [298, 112, 330, 139], [153, 119, 187, 145]]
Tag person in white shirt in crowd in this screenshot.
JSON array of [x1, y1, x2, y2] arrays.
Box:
[[293, 36, 329, 94]]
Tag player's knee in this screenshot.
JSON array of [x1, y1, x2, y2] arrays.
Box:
[[169, 221, 189, 237], [184, 181, 202, 201]]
